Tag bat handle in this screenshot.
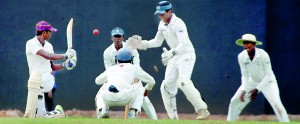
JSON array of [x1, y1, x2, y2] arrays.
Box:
[[68, 61, 73, 67], [163, 47, 168, 52]]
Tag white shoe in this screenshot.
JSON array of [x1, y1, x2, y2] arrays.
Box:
[[45, 105, 66, 118], [128, 109, 137, 119], [97, 108, 109, 119], [196, 109, 210, 120], [172, 113, 179, 120]]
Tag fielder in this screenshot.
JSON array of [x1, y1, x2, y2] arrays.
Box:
[[95, 48, 156, 119], [25, 21, 77, 118], [95, 27, 158, 119], [227, 34, 289, 122], [126, 1, 210, 120]]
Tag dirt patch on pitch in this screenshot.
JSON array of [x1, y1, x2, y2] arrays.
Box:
[[1, 109, 299, 121]]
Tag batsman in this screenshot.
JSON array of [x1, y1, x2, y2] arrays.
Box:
[[24, 20, 77, 118], [95, 27, 158, 119], [126, 1, 210, 120]]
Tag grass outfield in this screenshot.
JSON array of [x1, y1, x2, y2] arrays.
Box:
[[0, 118, 298, 124]]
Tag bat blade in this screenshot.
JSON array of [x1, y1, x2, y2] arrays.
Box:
[[67, 18, 73, 50]]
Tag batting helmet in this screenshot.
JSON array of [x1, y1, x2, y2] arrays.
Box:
[[116, 48, 133, 62]]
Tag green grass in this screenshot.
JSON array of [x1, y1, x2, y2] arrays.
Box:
[[0, 118, 299, 124]]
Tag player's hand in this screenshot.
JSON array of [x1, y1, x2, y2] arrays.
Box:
[[126, 35, 142, 49], [126, 35, 148, 50], [144, 90, 150, 96], [62, 58, 76, 70], [239, 90, 246, 102], [161, 47, 175, 66], [64, 49, 76, 59], [248, 89, 258, 101]]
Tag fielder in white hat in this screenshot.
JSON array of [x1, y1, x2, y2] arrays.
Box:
[[235, 34, 263, 46], [227, 34, 290, 122]]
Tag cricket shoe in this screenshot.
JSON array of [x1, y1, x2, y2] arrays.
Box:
[[128, 109, 138, 119], [46, 105, 66, 118], [196, 109, 210, 120], [97, 108, 109, 119]]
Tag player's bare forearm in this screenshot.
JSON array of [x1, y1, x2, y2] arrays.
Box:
[[144, 90, 150, 96], [51, 62, 64, 71], [240, 90, 246, 102], [37, 49, 65, 60], [47, 54, 65, 60]]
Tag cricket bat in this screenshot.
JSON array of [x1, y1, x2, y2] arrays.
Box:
[[67, 18, 73, 50], [66, 18, 74, 67]]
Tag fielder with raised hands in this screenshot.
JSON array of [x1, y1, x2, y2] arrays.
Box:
[[25, 21, 77, 118], [126, 1, 209, 120], [95, 27, 157, 119], [95, 48, 156, 119], [227, 34, 289, 122]]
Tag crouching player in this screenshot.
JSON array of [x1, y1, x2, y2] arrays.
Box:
[[25, 21, 77, 118], [96, 27, 157, 119], [95, 48, 155, 119]]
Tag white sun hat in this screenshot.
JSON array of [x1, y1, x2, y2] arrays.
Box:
[[236, 34, 263, 46]]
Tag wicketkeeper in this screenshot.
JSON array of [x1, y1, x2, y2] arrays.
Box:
[[126, 1, 210, 120], [25, 21, 77, 118]]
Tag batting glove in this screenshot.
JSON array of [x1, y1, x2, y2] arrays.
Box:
[[62, 58, 76, 70], [161, 47, 176, 66], [64, 49, 76, 59]]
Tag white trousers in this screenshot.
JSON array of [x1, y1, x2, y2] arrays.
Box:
[[96, 82, 144, 111], [36, 73, 55, 117], [227, 81, 289, 122], [162, 52, 207, 118]]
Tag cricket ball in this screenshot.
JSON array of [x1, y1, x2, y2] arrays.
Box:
[[93, 29, 99, 36]]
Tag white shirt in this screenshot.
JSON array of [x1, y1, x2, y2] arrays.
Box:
[[26, 37, 54, 75], [147, 14, 195, 54], [103, 42, 140, 69], [238, 47, 277, 91], [95, 63, 155, 91]]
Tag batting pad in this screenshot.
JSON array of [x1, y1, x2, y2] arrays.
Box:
[[24, 71, 42, 118], [160, 81, 178, 120], [177, 79, 208, 111]]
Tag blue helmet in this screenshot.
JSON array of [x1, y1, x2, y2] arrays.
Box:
[[116, 48, 133, 62], [111, 27, 124, 36], [154, 1, 172, 15]]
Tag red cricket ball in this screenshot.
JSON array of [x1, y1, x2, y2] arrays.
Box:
[[93, 29, 99, 36]]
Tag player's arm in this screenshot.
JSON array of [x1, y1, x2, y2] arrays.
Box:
[[146, 23, 166, 48], [238, 53, 249, 102], [103, 49, 114, 69], [36, 49, 65, 60], [172, 22, 193, 54], [51, 61, 63, 71], [131, 49, 140, 66], [238, 53, 249, 90], [37, 48, 76, 61], [135, 66, 155, 90], [95, 70, 108, 85], [126, 22, 165, 50], [256, 51, 275, 91]]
